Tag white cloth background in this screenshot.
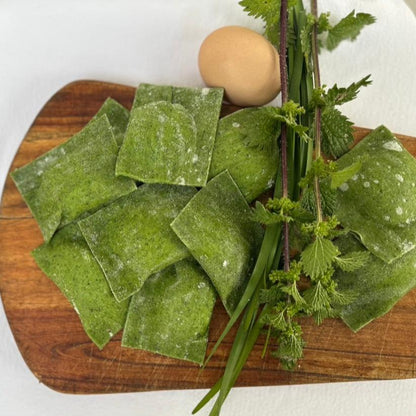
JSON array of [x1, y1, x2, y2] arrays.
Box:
[[1, 1, 416, 415]]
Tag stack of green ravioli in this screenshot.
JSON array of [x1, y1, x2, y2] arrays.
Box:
[[12, 83, 280, 363]]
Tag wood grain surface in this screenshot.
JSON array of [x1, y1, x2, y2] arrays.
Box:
[[1, 80, 416, 394]]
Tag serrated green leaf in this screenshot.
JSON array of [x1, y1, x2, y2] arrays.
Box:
[[265, 197, 314, 224], [303, 280, 331, 311], [334, 250, 370, 272], [300, 23, 312, 71], [260, 287, 284, 305], [303, 280, 341, 324], [301, 181, 337, 217], [326, 75, 372, 107], [251, 201, 282, 225], [238, 0, 297, 47], [289, 223, 310, 253], [291, 204, 316, 223], [266, 307, 287, 330], [239, 0, 279, 21], [281, 282, 305, 305], [301, 236, 339, 280], [292, 124, 310, 142], [266, 102, 310, 142], [330, 288, 355, 306], [274, 322, 304, 369], [300, 14, 314, 72], [317, 12, 331, 33], [320, 106, 354, 158], [326, 10, 376, 51], [265, 20, 280, 47], [330, 161, 362, 189]]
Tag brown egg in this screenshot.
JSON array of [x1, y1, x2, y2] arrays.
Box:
[[198, 26, 281, 107]]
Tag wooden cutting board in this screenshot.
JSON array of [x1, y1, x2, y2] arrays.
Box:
[[1, 80, 416, 395]]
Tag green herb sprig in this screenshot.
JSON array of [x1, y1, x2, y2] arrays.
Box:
[[194, 1, 375, 415]]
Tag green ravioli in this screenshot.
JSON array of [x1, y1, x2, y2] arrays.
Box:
[[132, 83, 173, 107], [209, 107, 280, 202], [172, 85, 223, 186], [78, 184, 197, 302], [11, 115, 136, 242], [116, 102, 200, 185], [116, 83, 224, 187], [335, 125, 416, 263], [171, 171, 264, 315], [93, 98, 130, 146], [334, 234, 416, 332], [32, 223, 129, 349], [122, 259, 216, 364]]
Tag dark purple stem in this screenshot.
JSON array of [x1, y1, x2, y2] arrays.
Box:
[[279, 0, 290, 272]]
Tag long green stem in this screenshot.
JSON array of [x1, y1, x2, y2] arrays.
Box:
[[202, 224, 281, 366], [311, 0, 323, 222], [279, 0, 290, 272]]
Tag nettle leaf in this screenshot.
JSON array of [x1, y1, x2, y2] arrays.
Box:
[[326, 10, 376, 51], [266, 307, 287, 330], [300, 14, 315, 70], [266, 21, 280, 47], [267, 102, 310, 142], [251, 201, 282, 225], [239, 0, 279, 46], [330, 161, 362, 189], [281, 282, 305, 305], [317, 12, 331, 33], [301, 236, 339, 280], [304, 280, 331, 312], [291, 204, 315, 223], [326, 75, 372, 107], [289, 223, 310, 253], [239, 0, 297, 47], [265, 197, 315, 224], [321, 106, 354, 158], [334, 250, 370, 272], [274, 322, 304, 370], [301, 12, 330, 72], [239, 0, 279, 22], [259, 286, 284, 305], [301, 181, 337, 217]]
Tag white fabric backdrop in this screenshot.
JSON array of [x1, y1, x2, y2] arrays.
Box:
[[1, 1, 416, 415]]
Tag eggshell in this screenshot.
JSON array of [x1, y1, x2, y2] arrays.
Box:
[[198, 26, 281, 107]]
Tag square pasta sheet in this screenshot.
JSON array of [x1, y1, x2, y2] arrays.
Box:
[[32, 223, 129, 349], [116, 83, 224, 187], [122, 259, 216, 364], [11, 114, 136, 242], [78, 184, 197, 302], [171, 170, 264, 315], [209, 107, 280, 202], [334, 234, 416, 332], [335, 126, 416, 263], [93, 97, 130, 146]]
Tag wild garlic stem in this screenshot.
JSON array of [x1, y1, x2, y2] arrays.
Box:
[[311, 0, 323, 223], [279, 0, 290, 271]]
